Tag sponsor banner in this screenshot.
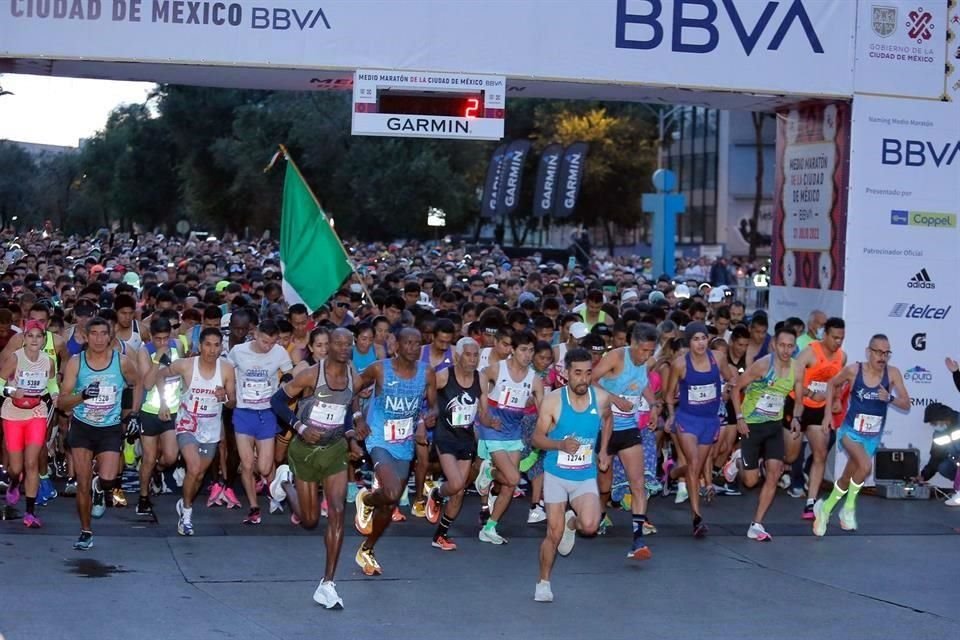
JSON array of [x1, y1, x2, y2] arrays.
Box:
[[532, 143, 564, 218], [945, 0, 960, 101], [497, 139, 532, 216], [480, 143, 508, 219], [553, 142, 589, 219], [769, 102, 849, 322], [854, 0, 948, 98], [838, 94, 960, 484]]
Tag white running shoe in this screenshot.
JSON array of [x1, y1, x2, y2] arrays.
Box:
[[527, 505, 547, 524], [474, 459, 493, 495], [478, 526, 507, 545], [722, 449, 742, 483], [839, 507, 857, 531], [674, 481, 689, 504], [270, 464, 292, 503], [534, 580, 554, 603], [946, 491, 960, 507], [487, 488, 497, 514], [312, 580, 344, 609], [778, 473, 791, 490], [812, 499, 828, 537], [747, 522, 772, 541], [558, 510, 577, 556]]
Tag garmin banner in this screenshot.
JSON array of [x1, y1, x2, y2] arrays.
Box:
[[553, 142, 589, 219], [838, 95, 960, 485], [480, 143, 507, 219], [497, 139, 532, 216], [532, 143, 563, 218]]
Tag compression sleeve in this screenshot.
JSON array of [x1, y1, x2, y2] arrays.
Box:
[[270, 386, 299, 427]]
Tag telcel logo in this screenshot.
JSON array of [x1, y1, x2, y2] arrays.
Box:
[[890, 210, 957, 228], [889, 303, 952, 319], [904, 366, 933, 384]]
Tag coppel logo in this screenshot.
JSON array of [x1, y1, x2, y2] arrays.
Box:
[[904, 366, 933, 384], [890, 210, 958, 228]]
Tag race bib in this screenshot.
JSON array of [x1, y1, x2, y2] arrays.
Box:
[[188, 392, 217, 418], [17, 370, 45, 395], [86, 384, 118, 408], [612, 395, 641, 416], [853, 413, 883, 434], [450, 403, 478, 428], [637, 396, 651, 413], [496, 383, 530, 409], [384, 417, 414, 443], [756, 393, 785, 415], [557, 442, 594, 470], [688, 384, 716, 404], [807, 381, 828, 395], [308, 401, 347, 430], [241, 379, 270, 403]]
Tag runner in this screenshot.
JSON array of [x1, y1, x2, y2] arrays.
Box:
[[352, 328, 436, 576], [424, 337, 482, 550], [813, 335, 910, 536], [227, 319, 294, 524], [789, 317, 846, 519], [592, 322, 660, 559], [59, 316, 141, 550], [155, 327, 237, 535], [476, 330, 544, 545], [269, 328, 364, 608], [135, 317, 183, 517], [532, 347, 616, 603], [114, 294, 144, 352], [0, 320, 58, 528], [730, 326, 798, 541]]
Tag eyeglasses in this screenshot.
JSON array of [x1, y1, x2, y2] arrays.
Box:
[[869, 348, 892, 358], [336, 302, 351, 309]]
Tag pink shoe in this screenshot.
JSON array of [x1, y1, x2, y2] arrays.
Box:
[[5, 485, 19, 507], [662, 459, 675, 486], [291, 513, 301, 526], [207, 482, 225, 508], [222, 488, 242, 509], [23, 512, 42, 528], [321, 497, 328, 518], [255, 478, 267, 495]]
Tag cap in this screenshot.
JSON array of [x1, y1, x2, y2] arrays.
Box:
[[518, 291, 538, 306], [707, 287, 726, 304], [685, 321, 709, 340], [621, 289, 639, 303], [569, 322, 589, 340], [90, 264, 105, 275], [648, 291, 667, 304], [215, 280, 231, 293], [675, 284, 691, 299]]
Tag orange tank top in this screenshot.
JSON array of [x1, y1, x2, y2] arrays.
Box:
[[800, 341, 844, 409]]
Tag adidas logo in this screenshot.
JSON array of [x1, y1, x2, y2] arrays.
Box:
[[907, 268, 935, 289]]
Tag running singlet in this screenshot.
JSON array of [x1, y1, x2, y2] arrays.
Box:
[[228, 342, 293, 410], [798, 342, 844, 409], [435, 369, 481, 439], [740, 357, 795, 423], [544, 388, 600, 481], [298, 359, 355, 447], [67, 330, 84, 357], [420, 345, 453, 373], [599, 347, 650, 431], [176, 358, 225, 444], [142, 340, 182, 415], [675, 351, 722, 429], [478, 360, 536, 442], [366, 359, 428, 460], [552, 343, 569, 388], [841, 364, 890, 438], [121, 320, 143, 352], [353, 346, 377, 372], [73, 351, 125, 427], [479, 347, 493, 372], [1, 349, 51, 420]]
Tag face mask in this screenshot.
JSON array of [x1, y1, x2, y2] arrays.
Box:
[[816, 327, 825, 340], [562, 293, 575, 305]]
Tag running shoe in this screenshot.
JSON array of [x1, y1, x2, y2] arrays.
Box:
[[207, 481, 225, 508], [645, 478, 663, 495], [642, 520, 658, 536], [270, 465, 292, 503], [242, 507, 262, 525], [558, 510, 577, 556], [713, 482, 742, 497], [527, 504, 546, 524], [0, 468, 10, 489], [355, 546, 382, 576], [221, 488, 242, 509], [136, 497, 154, 517], [91, 478, 106, 519], [354, 487, 374, 534], [269, 498, 284, 514], [347, 482, 359, 503], [478, 525, 508, 545], [693, 516, 708, 538], [747, 522, 772, 541], [425, 488, 443, 525], [23, 513, 42, 529], [627, 537, 653, 560], [391, 507, 406, 523], [255, 478, 267, 495], [411, 499, 426, 518], [778, 473, 791, 490], [313, 580, 344, 609], [812, 499, 828, 537], [597, 514, 613, 536], [111, 487, 128, 508], [486, 489, 497, 514], [62, 478, 78, 497], [5, 484, 19, 507], [946, 491, 960, 507], [39, 477, 57, 502], [321, 498, 328, 518], [722, 449, 742, 483], [291, 513, 301, 526], [674, 481, 689, 504], [802, 501, 815, 520], [700, 485, 716, 503], [661, 458, 675, 493], [838, 507, 857, 531], [474, 458, 494, 495], [534, 580, 554, 603], [176, 499, 195, 536], [399, 486, 410, 507], [73, 530, 94, 550], [787, 487, 805, 499], [423, 478, 439, 499], [431, 535, 457, 551]]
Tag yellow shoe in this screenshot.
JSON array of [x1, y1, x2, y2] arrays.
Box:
[[111, 487, 128, 508], [354, 488, 374, 535], [423, 479, 439, 498], [355, 545, 382, 576], [411, 499, 426, 518]]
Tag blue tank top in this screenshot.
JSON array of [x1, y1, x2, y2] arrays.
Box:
[[599, 347, 650, 431], [73, 351, 125, 427], [842, 364, 890, 438], [676, 351, 722, 428], [67, 330, 84, 357], [544, 388, 600, 481], [353, 346, 377, 372], [756, 334, 771, 361], [420, 345, 453, 373], [366, 359, 428, 461]]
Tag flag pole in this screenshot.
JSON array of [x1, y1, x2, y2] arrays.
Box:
[[269, 144, 374, 305]]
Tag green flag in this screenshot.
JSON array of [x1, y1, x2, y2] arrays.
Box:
[[279, 159, 352, 312]]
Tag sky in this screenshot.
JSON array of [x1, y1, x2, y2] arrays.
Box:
[[0, 74, 155, 148]]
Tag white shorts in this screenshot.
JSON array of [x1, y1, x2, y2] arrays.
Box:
[[543, 472, 598, 505]]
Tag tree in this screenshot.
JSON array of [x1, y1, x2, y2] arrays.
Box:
[[0, 141, 37, 229]]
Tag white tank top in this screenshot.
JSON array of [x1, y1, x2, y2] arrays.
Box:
[[479, 347, 492, 372], [122, 320, 143, 352], [488, 360, 535, 410], [176, 358, 224, 444]]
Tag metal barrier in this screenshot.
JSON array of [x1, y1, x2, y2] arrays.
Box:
[[729, 281, 769, 313]]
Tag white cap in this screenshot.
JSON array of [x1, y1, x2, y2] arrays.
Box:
[[569, 322, 589, 340], [707, 286, 726, 304], [621, 289, 639, 303], [675, 284, 691, 299]]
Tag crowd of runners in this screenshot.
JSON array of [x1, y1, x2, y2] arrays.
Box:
[[0, 229, 957, 607]]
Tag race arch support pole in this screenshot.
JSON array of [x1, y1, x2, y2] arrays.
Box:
[[641, 169, 685, 279]]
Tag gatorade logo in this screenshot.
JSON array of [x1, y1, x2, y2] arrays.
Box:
[[911, 333, 927, 351]]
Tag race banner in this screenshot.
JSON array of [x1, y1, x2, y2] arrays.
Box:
[[768, 102, 850, 321], [945, 0, 960, 101], [480, 143, 507, 219], [553, 142, 588, 219], [497, 139, 532, 216], [532, 143, 564, 217]]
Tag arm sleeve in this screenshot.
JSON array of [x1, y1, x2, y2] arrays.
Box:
[[270, 387, 299, 427]]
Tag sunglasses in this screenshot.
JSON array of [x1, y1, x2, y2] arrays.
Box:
[[336, 302, 351, 309]]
